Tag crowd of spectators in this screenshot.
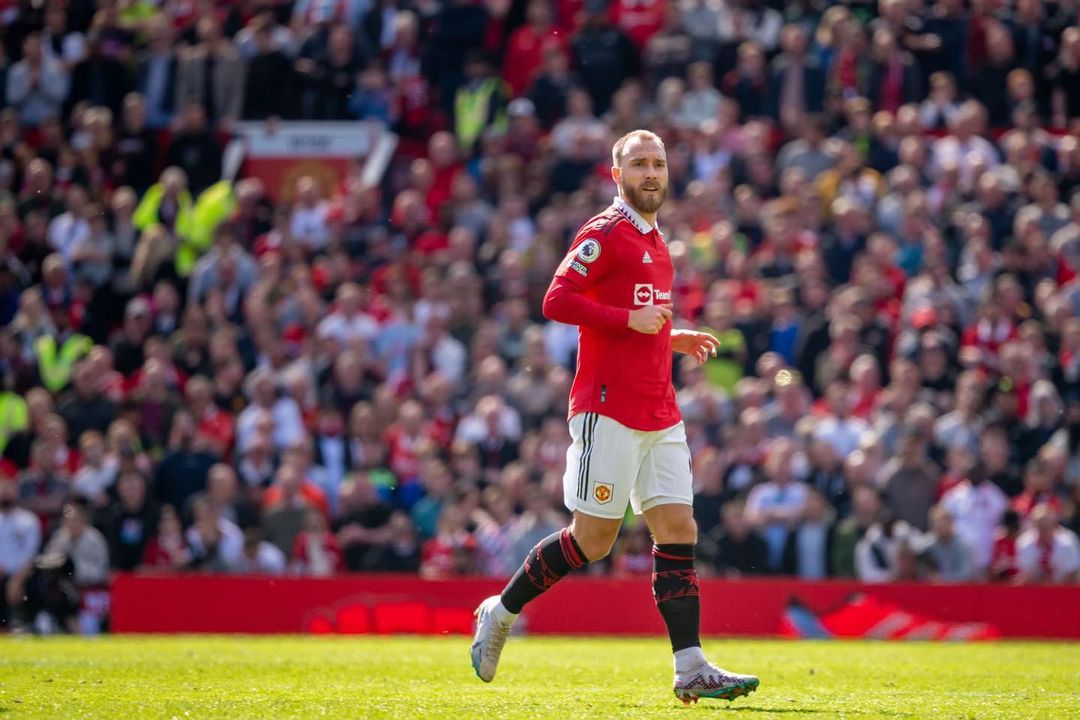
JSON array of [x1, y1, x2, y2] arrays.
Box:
[[2, 0, 1080, 631]]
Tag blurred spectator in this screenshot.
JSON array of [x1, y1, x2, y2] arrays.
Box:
[[291, 507, 343, 576], [1016, 504, 1080, 584], [186, 494, 243, 571], [419, 501, 477, 578], [988, 509, 1023, 583], [335, 473, 394, 572], [6, 34, 69, 127], [243, 18, 294, 121], [571, 4, 639, 115], [855, 515, 918, 583], [745, 438, 808, 572], [700, 500, 768, 578], [71, 430, 115, 508], [155, 409, 217, 513], [940, 462, 1008, 575], [922, 504, 975, 582], [100, 470, 158, 571], [0, 475, 42, 628], [611, 522, 654, 577], [768, 25, 826, 131], [176, 17, 245, 128], [831, 484, 882, 579], [503, 0, 564, 98], [781, 487, 835, 579], [164, 104, 221, 196], [232, 526, 287, 575], [881, 426, 940, 532], [139, 504, 191, 572], [263, 461, 315, 557], [454, 50, 507, 156], [133, 17, 178, 130], [12, 500, 106, 633], [66, 31, 130, 120]]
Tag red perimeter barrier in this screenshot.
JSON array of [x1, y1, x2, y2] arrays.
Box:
[[110, 573, 1080, 639]]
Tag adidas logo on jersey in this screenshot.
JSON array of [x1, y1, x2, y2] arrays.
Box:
[[642, 251, 652, 264]]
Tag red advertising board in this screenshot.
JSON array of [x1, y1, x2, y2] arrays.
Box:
[[110, 574, 1080, 639]]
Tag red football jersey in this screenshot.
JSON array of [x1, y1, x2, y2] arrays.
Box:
[[544, 197, 680, 431]]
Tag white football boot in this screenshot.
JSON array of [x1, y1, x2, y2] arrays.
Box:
[[673, 662, 760, 704], [470, 596, 515, 682]]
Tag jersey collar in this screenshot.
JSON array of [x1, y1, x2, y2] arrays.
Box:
[[612, 196, 661, 237]]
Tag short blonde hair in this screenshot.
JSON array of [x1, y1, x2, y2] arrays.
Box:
[[612, 129, 665, 168]]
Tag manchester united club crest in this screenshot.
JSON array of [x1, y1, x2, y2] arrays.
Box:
[[593, 482, 614, 504]]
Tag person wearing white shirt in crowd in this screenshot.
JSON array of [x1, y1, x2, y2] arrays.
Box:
[[940, 462, 1008, 574], [236, 368, 306, 453], [673, 61, 722, 130], [47, 186, 91, 268], [289, 176, 332, 252], [42, 502, 110, 586], [745, 438, 809, 573], [1017, 505, 1080, 584], [316, 282, 379, 349], [415, 312, 466, 386], [71, 430, 117, 509], [855, 516, 918, 583], [41, 5, 86, 70], [6, 34, 70, 126], [231, 527, 287, 575], [185, 495, 244, 571], [454, 395, 522, 448], [930, 101, 1001, 188], [813, 379, 869, 459], [0, 477, 41, 626]]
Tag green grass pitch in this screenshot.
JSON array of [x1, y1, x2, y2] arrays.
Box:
[[1, 636, 1079, 719]]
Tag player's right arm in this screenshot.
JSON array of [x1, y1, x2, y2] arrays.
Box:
[[542, 233, 672, 334]]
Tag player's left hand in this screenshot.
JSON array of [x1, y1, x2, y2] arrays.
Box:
[[671, 330, 720, 365]]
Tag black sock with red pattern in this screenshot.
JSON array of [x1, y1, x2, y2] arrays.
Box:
[[652, 543, 701, 652], [500, 528, 588, 614]]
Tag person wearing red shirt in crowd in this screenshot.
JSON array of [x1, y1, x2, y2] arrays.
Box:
[[502, 0, 566, 98], [385, 399, 443, 505], [139, 504, 192, 572], [470, 130, 759, 704], [610, 0, 666, 50], [425, 132, 464, 214], [989, 508, 1023, 582], [1012, 457, 1063, 520], [185, 375, 234, 458], [291, 507, 343, 577], [419, 503, 478, 578]]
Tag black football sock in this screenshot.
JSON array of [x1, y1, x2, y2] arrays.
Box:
[[500, 528, 588, 614], [652, 543, 701, 653]]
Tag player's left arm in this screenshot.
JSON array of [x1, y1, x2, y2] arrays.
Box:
[[671, 329, 720, 365]]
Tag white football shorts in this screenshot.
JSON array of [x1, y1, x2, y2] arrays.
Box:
[[562, 412, 693, 520]]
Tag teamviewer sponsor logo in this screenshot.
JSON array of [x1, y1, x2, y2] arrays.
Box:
[[634, 284, 654, 305], [634, 284, 671, 304]]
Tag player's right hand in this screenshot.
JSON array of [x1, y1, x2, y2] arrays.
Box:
[[628, 304, 673, 334]]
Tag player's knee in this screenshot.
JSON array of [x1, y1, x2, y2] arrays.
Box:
[[579, 538, 615, 561], [568, 523, 619, 562], [653, 516, 697, 546]]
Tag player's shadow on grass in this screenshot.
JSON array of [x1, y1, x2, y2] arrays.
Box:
[[696, 709, 914, 717], [700, 709, 824, 714]]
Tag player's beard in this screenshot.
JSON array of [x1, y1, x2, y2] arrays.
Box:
[[621, 179, 668, 215]]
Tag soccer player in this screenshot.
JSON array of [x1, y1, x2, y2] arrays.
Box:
[[470, 130, 760, 704]]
